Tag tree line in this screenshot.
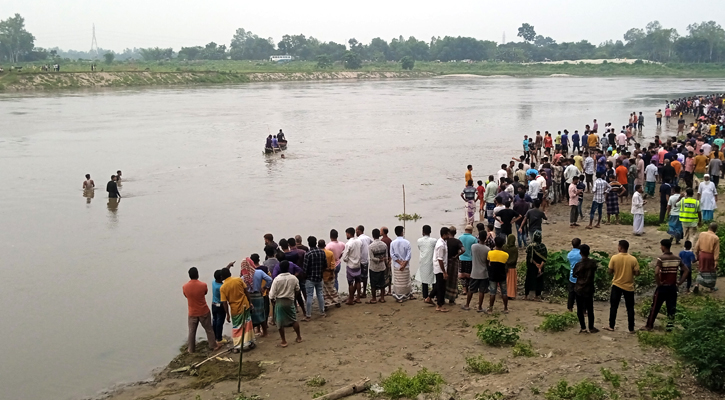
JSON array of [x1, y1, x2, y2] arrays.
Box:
[[2, 13, 725, 65]]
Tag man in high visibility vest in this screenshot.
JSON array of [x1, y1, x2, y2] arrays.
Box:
[[677, 188, 702, 243]]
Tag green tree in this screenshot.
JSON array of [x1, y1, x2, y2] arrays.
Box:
[[687, 21, 725, 61], [316, 54, 332, 69], [0, 13, 35, 62], [342, 51, 361, 69], [230, 28, 275, 60], [103, 52, 115, 64], [400, 56, 414, 70], [517, 23, 536, 42]]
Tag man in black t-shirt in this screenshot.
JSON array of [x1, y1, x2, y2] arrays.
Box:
[[520, 199, 547, 241], [495, 202, 521, 237], [106, 175, 121, 199]]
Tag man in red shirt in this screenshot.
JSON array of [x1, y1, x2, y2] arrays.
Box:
[[183, 267, 221, 353], [642, 239, 688, 332], [476, 180, 485, 211]]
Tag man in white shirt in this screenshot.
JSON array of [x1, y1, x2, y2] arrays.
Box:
[[584, 152, 595, 192], [564, 158, 580, 202], [341, 227, 362, 305], [430, 227, 450, 313], [484, 175, 499, 224], [390, 226, 413, 302], [527, 173, 541, 199], [631, 184, 646, 236], [268, 260, 303, 347], [356, 225, 373, 298], [497, 164, 508, 183], [416, 225, 437, 301]]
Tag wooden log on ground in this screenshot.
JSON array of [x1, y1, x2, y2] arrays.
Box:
[[313, 378, 370, 400]]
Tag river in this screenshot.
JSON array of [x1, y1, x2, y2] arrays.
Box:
[[1, 77, 723, 400]]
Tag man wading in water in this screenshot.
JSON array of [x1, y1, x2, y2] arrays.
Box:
[[106, 175, 121, 199]]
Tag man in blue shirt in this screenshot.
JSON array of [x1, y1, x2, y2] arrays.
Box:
[[561, 130, 569, 155], [572, 130, 581, 154], [458, 225, 478, 298], [567, 238, 582, 312]]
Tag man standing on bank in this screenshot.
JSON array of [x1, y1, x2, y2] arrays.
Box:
[[604, 240, 640, 333]]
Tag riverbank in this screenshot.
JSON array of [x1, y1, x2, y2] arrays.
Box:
[[0, 70, 436, 91], [105, 188, 725, 400], [1, 60, 724, 91]]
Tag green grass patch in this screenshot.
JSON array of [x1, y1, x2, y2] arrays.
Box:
[[476, 391, 505, 400], [306, 375, 326, 387], [619, 212, 661, 226], [538, 311, 579, 332], [380, 368, 444, 399], [512, 341, 536, 357], [475, 320, 521, 347], [635, 365, 681, 400], [544, 379, 607, 400], [637, 331, 674, 348], [465, 356, 507, 375], [601, 368, 622, 388]]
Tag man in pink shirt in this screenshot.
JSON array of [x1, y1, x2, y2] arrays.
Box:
[[569, 176, 582, 227], [684, 151, 695, 188], [325, 229, 346, 291]]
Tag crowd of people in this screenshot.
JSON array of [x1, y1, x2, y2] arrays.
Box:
[[182, 94, 723, 353]]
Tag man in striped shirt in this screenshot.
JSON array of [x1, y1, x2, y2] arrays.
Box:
[[642, 239, 688, 332]]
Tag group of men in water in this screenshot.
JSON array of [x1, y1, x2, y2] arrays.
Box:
[[265, 129, 287, 151], [182, 93, 723, 353], [82, 170, 123, 199]]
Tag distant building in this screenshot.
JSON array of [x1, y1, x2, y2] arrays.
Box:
[[270, 55, 293, 63]]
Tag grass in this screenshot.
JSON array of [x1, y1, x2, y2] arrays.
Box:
[[635, 365, 681, 400], [637, 331, 674, 348], [475, 320, 521, 347], [601, 368, 622, 388], [380, 368, 444, 399], [538, 311, 579, 332], [544, 379, 607, 400], [476, 391, 505, 400], [306, 375, 326, 387], [619, 212, 661, 226], [512, 341, 537, 357], [465, 356, 507, 375]]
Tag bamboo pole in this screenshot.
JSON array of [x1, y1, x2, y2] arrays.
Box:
[[236, 313, 248, 393], [402, 184, 406, 230]]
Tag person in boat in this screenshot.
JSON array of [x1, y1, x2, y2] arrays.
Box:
[[277, 129, 286, 142], [266, 135, 273, 149], [272, 136, 279, 149]]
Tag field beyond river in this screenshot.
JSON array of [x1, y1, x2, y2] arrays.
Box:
[[2, 60, 725, 91], [1, 77, 725, 400]]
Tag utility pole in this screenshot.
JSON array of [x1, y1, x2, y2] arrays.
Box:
[[90, 24, 99, 60]]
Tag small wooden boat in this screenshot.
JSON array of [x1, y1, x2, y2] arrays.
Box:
[[279, 140, 288, 150], [264, 147, 275, 154]]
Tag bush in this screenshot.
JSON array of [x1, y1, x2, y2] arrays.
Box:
[[476, 391, 505, 400], [465, 356, 507, 375], [400, 56, 415, 70], [512, 341, 536, 357], [475, 320, 521, 347], [619, 212, 660, 226], [538, 311, 579, 332], [544, 379, 607, 400], [635, 366, 681, 400], [306, 375, 326, 387], [671, 300, 725, 391], [380, 368, 444, 399]]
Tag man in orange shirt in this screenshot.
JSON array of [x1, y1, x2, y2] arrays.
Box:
[[670, 158, 682, 187], [183, 267, 221, 353], [615, 160, 629, 204]]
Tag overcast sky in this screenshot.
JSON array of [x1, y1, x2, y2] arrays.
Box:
[[3, 0, 723, 52]]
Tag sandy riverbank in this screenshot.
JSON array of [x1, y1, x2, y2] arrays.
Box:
[[0, 71, 436, 91], [104, 185, 725, 400]]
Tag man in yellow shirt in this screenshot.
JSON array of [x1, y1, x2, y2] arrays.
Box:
[[220, 269, 255, 351], [694, 150, 708, 179], [465, 165, 473, 185], [604, 240, 640, 333], [587, 132, 599, 150], [574, 154, 584, 172]]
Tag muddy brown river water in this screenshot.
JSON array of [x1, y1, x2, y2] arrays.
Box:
[[1, 77, 723, 399]]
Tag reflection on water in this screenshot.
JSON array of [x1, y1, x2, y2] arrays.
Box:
[[83, 188, 95, 204], [107, 197, 120, 226], [1, 77, 725, 400]]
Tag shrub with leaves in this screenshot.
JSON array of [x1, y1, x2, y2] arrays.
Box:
[[465, 356, 507, 375], [476, 390, 505, 400], [306, 375, 326, 387], [380, 368, 444, 399], [672, 299, 725, 391], [512, 341, 536, 357], [475, 320, 521, 347], [635, 366, 681, 400], [538, 311, 579, 332], [544, 379, 606, 400]]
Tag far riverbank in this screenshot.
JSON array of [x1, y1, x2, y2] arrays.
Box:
[[1, 60, 724, 91]]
